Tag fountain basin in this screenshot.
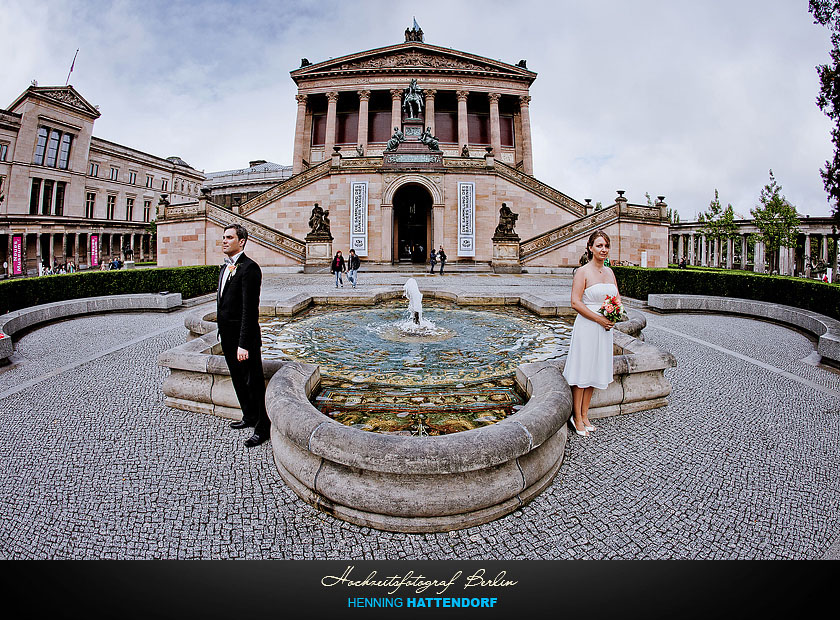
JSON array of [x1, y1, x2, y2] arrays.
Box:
[[158, 286, 675, 531], [267, 361, 570, 532]]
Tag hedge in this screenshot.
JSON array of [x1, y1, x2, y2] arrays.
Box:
[[0, 266, 220, 314], [613, 266, 840, 321]]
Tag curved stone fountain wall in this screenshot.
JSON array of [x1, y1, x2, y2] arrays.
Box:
[[267, 361, 570, 532]]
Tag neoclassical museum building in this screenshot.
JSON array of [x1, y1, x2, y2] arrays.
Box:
[[0, 84, 205, 276], [157, 26, 670, 271]]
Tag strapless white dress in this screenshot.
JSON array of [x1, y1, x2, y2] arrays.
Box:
[[562, 282, 617, 389]]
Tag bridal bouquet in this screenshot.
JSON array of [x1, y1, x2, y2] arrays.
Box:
[[599, 294, 628, 322]]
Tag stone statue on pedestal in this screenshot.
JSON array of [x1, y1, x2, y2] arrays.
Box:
[[493, 203, 520, 240], [403, 79, 424, 119], [385, 127, 405, 152], [419, 127, 440, 151], [306, 203, 333, 240]]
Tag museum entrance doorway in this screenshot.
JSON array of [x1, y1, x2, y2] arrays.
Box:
[[393, 184, 432, 263]]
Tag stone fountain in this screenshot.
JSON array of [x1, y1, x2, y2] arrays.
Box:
[[158, 281, 675, 532]]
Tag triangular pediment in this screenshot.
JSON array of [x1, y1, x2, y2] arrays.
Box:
[[291, 42, 536, 83], [8, 85, 101, 119]]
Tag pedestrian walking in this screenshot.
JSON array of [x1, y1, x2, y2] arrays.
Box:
[[347, 249, 360, 288], [330, 251, 346, 288]]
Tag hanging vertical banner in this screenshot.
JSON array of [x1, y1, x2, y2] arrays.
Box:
[[11, 235, 23, 275], [349, 181, 368, 257], [90, 234, 99, 267], [457, 181, 475, 257]]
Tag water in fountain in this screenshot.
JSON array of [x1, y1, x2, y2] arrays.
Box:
[[259, 288, 575, 435], [375, 278, 455, 343]]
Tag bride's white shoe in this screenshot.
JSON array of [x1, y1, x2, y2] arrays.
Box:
[[569, 417, 589, 437]]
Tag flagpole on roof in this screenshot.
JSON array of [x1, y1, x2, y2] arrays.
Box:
[[65, 48, 79, 87]]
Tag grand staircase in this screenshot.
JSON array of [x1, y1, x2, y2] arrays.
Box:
[[520, 204, 621, 263]]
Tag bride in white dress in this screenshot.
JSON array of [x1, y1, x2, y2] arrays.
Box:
[[563, 230, 621, 437]]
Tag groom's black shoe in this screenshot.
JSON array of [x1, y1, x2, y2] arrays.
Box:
[[230, 420, 254, 430], [244, 433, 268, 447]]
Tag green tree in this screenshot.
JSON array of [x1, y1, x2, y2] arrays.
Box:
[[750, 170, 800, 272], [698, 190, 739, 266], [809, 1, 840, 220]]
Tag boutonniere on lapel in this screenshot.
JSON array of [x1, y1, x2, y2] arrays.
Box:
[[227, 263, 239, 277]]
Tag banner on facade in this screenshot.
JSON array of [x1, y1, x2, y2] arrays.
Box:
[[11, 235, 23, 275], [90, 234, 99, 267], [349, 181, 368, 257], [457, 182, 475, 257]]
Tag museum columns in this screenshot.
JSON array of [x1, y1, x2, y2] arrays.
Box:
[[457, 90, 469, 150], [519, 95, 534, 174], [741, 234, 748, 269], [424, 89, 436, 135], [357, 90, 370, 154], [488, 92, 502, 157], [390, 89, 402, 134], [292, 94, 308, 174], [324, 92, 339, 157], [805, 233, 812, 277]]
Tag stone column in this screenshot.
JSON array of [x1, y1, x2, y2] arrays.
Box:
[[488, 92, 502, 157], [356, 90, 370, 155], [688, 233, 695, 265], [73, 233, 79, 266], [390, 89, 402, 134], [324, 91, 339, 157], [46, 232, 53, 269], [821, 234, 829, 261], [61, 232, 67, 264], [741, 235, 748, 269], [677, 234, 684, 262], [754, 241, 765, 273], [805, 233, 812, 278], [381, 204, 393, 263], [292, 94, 308, 174], [424, 89, 437, 135], [726, 237, 733, 269], [518, 95, 534, 175], [700, 235, 707, 267], [457, 90, 470, 152]]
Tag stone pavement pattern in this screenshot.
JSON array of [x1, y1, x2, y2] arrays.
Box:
[[0, 273, 838, 559]]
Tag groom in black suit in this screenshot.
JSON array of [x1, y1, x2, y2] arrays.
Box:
[[217, 224, 270, 447]]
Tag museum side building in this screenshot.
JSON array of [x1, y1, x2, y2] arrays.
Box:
[[157, 26, 670, 271], [0, 84, 204, 276]]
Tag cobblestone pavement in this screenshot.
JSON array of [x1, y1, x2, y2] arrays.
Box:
[[1, 274, 838, 559]]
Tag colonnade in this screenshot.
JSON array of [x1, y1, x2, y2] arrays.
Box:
[[1, 230, 155, 277], [668, 230, 837, 277], [291, 89, 533, 175]]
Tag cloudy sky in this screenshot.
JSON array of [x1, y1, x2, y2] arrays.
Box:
[[3, 0, 836, 218]]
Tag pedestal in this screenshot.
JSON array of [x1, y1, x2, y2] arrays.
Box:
[[492, 238, 521, 273], [304, 239, 333, 273], [124, 260, 136, 270]]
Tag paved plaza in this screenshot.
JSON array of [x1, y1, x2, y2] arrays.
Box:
[[1, 273, 839, 559]]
